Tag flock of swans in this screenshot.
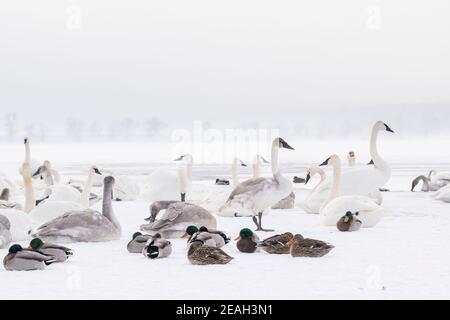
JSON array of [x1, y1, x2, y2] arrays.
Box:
[[1, 120, 450, 270]]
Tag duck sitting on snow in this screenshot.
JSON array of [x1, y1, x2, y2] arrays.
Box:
[[127, 232, 161, 253], [142, 237, 172, 259], [257, 232, 293, 254], [183, 225, 230, 248], [235, 228, 260, 253], [28, 238, 73, 262], [187, 239, 233, 265], [3, 244, 57, 271], [287, 234, 334, 258], [337, 211, 362, 232]]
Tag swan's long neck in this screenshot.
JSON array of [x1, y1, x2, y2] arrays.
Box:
[[51, 169, 61, 184], [23, 174, 36, 213], [231, 160, 240, 187], [312, 170, 326, 193], [102, 182, 120, 231], [271, 142, 280, 181], [178, 165, 189, 200], [252, 156, 260, 178], [80, 170, 95, 206], [25, 141, 31, 164], [322, 159, 341, 209], [370, 126, 389, 170], [44, 169, 54, 186]]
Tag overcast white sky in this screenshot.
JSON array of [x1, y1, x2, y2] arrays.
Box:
[[1, 1, 449, 136]]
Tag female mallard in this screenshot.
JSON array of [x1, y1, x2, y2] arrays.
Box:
[[235, 228, 260, 253], [183, 225, 229, 248], [127, 232, 161, 253], [337, 211, 362, 232], [3, 244, 57, 271], [257, 232, 293, 254], [187, 240, 233, 265], [140, 201, 217, 239], [142, 237, 172, 259], [288, 234, 334, 258], [28, 238, 73, 262]]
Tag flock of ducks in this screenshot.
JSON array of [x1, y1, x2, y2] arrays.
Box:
[[1, 120, 449, 271]]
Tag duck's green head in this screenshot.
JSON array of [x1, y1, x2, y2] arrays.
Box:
[[132, 232, 143, 240], [185, 225, 199, 236], [30, 238, 44, 250], [9, 244, 23, 254], [237, 228, 253, 240], [343, 211, 353, 223]]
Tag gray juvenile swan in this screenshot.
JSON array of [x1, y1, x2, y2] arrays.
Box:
[[32, 176, 121, 243], [140, 201, 217, 239]]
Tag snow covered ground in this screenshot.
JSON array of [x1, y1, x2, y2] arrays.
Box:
[[0, 141, 449, 300]]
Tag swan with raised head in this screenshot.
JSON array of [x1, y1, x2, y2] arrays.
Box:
[[252, 155, 270, 179], [319, 155, 385, 227], [221, 137, 294, 231], [302, 167, 327, 214], [141, 154, 193, 202], [32, 176, 122, 243], [347, 151, 356, 167], [214, 158, 247, 187], [18, 138, 40, 178], [0, 163, 34, 241], [35, 165, 102, 207], [313, 121, 394, 207]]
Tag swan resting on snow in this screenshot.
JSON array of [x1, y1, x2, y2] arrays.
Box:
[[319, 155, 385, 228]]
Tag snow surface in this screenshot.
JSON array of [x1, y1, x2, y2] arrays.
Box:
[[1, 142, 450, 300]]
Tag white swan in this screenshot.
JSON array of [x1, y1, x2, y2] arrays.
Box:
[[113, 176, 140, 201], [432, 184, 450, 203], [36, 165, 101, 207], [32, 176, 122, 243], [319, 155, 385, 227], [231, 158, 247, 187], [18, 138, 40, 178], [302, 167, 327, 214], [0, 163, 34, 241], [141, 154, 193, 202], [221, 137, 294, 231], [313, 121, 394, 205], [347, 151, 356, 167], [252, 155, 270, 178]]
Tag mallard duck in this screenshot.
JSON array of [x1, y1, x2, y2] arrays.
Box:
[[257, 232, 293, 254], [184, 226, 229, 248], [337, 211, 362, 232], [187, 240, 233, 265], [28, 238, 73, 262], [0, 214, 12, 249], [142, 237, 172, 259], [3, 244, 57, 271], [288, 234, 334, 258], [140, 201, 217, 238], [235, 228, 260, 253], [127, 232, 161, 253]]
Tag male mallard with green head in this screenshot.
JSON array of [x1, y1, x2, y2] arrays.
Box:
[[337, 212, 362, 232], [28, 238, 73, 262], [235, 228, 260, 253]]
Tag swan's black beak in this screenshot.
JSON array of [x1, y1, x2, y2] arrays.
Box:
[[384, 123, 395, 133], [24, 138, 28, 144], [261, 157, 270, 164], [367, 159, 374, 165], [173, 155, 184, 161], [94, 167, 102, 175], [32, 166, 43, 178], [280, 139, 295, 150], [180, 192, 186, 202], [241, 162, 247, 167], [305, 173, 311, 185], [319, 157, 331, 167]]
